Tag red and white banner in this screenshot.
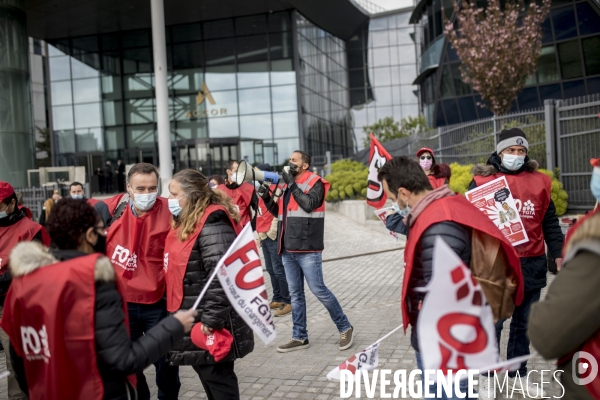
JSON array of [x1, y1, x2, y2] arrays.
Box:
[[373, 208, 399, 241], [417, 237, 499, 378], [327, 324, 403, 382], [366, 133, 392, 209], [465, 176, 529, 247], [193, 223, 276, 345]]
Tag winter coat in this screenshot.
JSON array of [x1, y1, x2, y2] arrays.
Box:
[[528, 213, 600, 400], [427, 163, 452, 189], [167, 210, 254, 366], [469, 154, 564, 291], [8, 245, 184, 400], [407, 221, 472, 352]]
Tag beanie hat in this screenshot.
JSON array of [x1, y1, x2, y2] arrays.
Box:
[[0, 181, 15, 203], [497, 128, 529, 154]]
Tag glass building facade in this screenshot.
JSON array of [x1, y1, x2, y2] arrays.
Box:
[[412, 0, 600, 127], [350, 8, 419, 147]]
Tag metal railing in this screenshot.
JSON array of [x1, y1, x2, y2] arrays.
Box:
[[14, 183, 91, 222], [353, 94, 600, 210]]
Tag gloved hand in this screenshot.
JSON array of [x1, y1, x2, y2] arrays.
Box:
[[282, 171, 295, 185], [257, 182, 271, 199]]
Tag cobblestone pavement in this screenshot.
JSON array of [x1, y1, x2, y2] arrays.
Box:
[[0, 212, 563, 399]]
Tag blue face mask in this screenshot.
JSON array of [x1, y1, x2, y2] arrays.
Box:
[[591, 167, 600, 202], [502, 154, 525, 171], [168, 195, 187, 216], [71, 194, 84, 200], [0, 210, 7, 220], [392, 202, 410, 217]]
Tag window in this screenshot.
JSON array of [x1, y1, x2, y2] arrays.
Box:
[[538, 84, 562, 101], [441, 65, 455, 98], [552, 6, 577, 41], [538, 46, 560, 83], [577, 2, 600, 36], [517, 87, 540, 110], [240, 114, 272, 140], [121, 30, 150, 48], [558, 40, 583, 79], [457, 97, 477, 122], [442, 99, 460, 125], [172, 42, 203, 69], [563, 80, 586, 98], [172, 23, 202, 43], [582, 36, 600, 76]]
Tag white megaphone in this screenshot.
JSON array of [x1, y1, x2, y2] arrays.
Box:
[[235, 160, 280, 186]]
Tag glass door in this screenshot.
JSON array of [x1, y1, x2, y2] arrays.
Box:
[[76, 152, 104, 194]]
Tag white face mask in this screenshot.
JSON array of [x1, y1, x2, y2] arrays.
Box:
[[132, 192, 158, 211], [168, 196, 186, 216], [502, 154, 526, 171], [71, 194, 84, 200], [392, 202, 410, 217]]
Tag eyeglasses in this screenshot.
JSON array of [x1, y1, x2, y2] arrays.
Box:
[[420, 156, 432, 160]]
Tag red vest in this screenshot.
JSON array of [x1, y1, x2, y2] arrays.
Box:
[[256, 184, 276, 234], [164, 204, 240, 312], [0, 218, 44, 272], [217, 183, 254, 227], [403, 195, 523, 332], [473, 171, 551, 258], [277, 171, 330, 253], [105, 195, 172, 304], [428, 174, 446, 189], [0, 254, 133, 400]]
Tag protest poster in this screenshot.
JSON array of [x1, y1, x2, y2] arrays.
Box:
[[373, 208, 399, 241]]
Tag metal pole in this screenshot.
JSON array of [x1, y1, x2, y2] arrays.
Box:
[[150, 0, 172, 196], [325, 151, 332, 177], [544, 99, 556, 172]]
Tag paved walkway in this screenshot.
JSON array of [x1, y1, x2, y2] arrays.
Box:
[[0, 211, 562, 399]]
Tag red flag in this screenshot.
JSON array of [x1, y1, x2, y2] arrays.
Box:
[[366, 133, 392, 209]]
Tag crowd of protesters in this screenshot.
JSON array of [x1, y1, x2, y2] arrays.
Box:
[[0, 127, 598, 399]]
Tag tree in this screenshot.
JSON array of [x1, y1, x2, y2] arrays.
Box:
[[35, 126, 52, 168], [445, 0, 551, 116], [363, 115, 427, 147]]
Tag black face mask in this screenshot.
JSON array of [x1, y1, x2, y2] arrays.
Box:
[[288, 162, 300, 176], [93, 233, 107, 255]]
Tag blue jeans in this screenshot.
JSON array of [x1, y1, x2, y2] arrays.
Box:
[[282, 251, 351, 340], [495, 288, 541, 377], [128, 299, 181, 400], [416, 351, 477, 399], [262, 237, 290, 304]]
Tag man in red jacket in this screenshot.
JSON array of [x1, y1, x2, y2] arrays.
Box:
[[0, 180, 48, 400], [217, 160, 258, 229], [99, 163, 179, 400]]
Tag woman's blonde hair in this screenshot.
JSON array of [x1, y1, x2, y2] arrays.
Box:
[[564, 212, 600, 255], [44, 198, 54, 220], [171, 169, 240, 241]]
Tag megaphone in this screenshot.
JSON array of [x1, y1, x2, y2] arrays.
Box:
[[235, 160, 280, 186]]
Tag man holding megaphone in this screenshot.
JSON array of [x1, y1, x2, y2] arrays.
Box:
[[217, 160, 258, 230], [255, 151, 354, 353]]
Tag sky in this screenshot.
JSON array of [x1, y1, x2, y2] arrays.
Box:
[[370, 0, 416, 10]]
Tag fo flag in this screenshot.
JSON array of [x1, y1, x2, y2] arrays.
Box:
[[215, 224, 276, 344], [366, 133, 392, 209], [327, 343, 380, 382], [417, 237, 499, 378]]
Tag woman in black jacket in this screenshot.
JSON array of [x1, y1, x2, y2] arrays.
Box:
[[164, 169, 254, 400], [6, 198, 196, 400]]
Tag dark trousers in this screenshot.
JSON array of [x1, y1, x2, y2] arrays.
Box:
[[495, 288, 542, 377], [262, 237, 290, 304], [192, 361, 239, 400], [104, 176, 113, 193], [128, 299, 181, 400]]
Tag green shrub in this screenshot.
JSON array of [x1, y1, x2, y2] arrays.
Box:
[[449, 163, 474, 195], [325, 159, 369, 202], [539, 168, 568, 216]]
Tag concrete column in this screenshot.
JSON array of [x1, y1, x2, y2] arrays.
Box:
[[150, 0, 172, 196], [0, 1, 34, 187]]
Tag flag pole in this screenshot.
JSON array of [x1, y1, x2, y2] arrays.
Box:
[[370, 324, 403, 347]]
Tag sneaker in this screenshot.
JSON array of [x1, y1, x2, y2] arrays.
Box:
[[478, 376, 497, 399], [339, 326, 354, 350], [274, 303, 292, 317], [506, 376, 547, 398], [269, 301, 284, 309], [277, 338, 309, 353]]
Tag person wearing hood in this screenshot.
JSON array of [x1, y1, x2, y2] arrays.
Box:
[[216, 160, 258, 230], [96, 163, 181, 400], [469, 128, 564, 398], [416, 148, 451, 189], [0, 180, 48, 400], [1, 198, 196, 400]]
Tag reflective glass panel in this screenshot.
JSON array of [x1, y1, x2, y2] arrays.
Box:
[[121, 30, 150, 48], [172, 23, 202, 42], [238, 62, 270, 88], [55, 130, 75, 153], [52, 106, 74, 130], [239, 87, 271, 114], [126, 99, 155, 124], [552, 6, 577, 41], [271, 85, 297, 112], [73, 78, 101, 103], [103, 101, 123, 126], [558, 40, 583, 79], [208, 116, 240, 138], [204, 39, 236, 66], [236, 15, 267, 36], [49, 56, 71, 81], [105, 127, 124, 151], [127, 124, 155, 146], [240, 114, 273, 139], [563, 80, 586, 98], [577, 3, 600, 36], [124, 74, 154, 99], [122, 48, 153, 74], [203, 19, 235, 40], [582, 36, 600, 76], [76, 127, 103, 152], [51, 81, 73, 105], [172, 42, 203, 69], [74, 103, 102, 128], [273, 112, 299, 138], [538, 46, 560, 83]]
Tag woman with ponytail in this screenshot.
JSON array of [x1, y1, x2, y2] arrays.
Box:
[[163, 169, 254, 400]]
